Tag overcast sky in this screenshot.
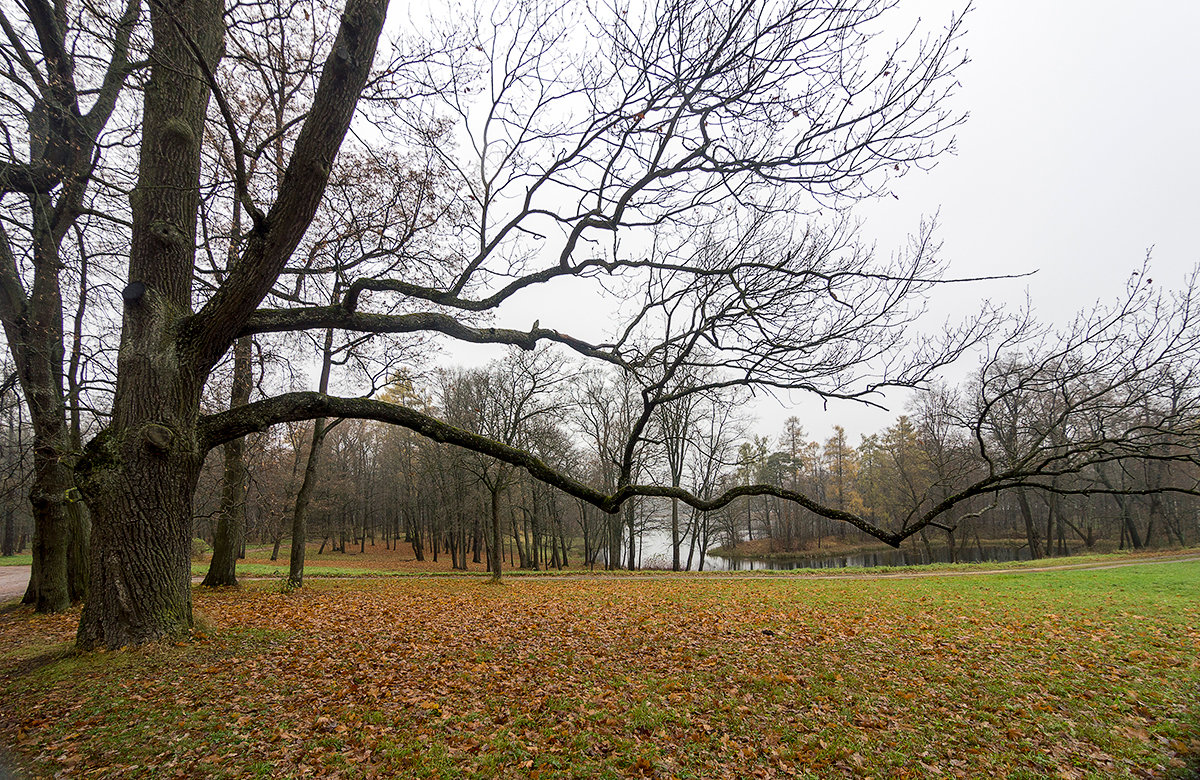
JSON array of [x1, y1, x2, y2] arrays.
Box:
[[867, 0, 1200, 309], [440, 1, 1200, 445], [797, 0, 1200, 441]]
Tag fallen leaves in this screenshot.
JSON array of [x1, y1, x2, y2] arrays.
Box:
[[1, 566, 1199, 778]]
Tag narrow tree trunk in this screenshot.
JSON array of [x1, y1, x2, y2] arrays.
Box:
[[490, 483, 502, 581], [1043, 497, 1056, 559], [1016, 489, 1041, 559], [1, 505, 13, 556], [671, 496, 680, 572], [685, 508, 699, 571], [64, 246, 92, 604], [203, 335, 252, 587], [608, 510, 621, 571], [1112, 494, 1143, 549], [626, 501, 636, 571], [287, 325, 335, 588], [287, 419, 329, 589], [511, 509, 529, 569], [558, 522, 570, 569], [202, 192, 250, 587]]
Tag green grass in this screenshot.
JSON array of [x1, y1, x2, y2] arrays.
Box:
[[0, 553, 31, 566]]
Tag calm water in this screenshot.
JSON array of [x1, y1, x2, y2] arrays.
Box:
[[706, 544, 1037, 571], [634, 528, 1041, 571]]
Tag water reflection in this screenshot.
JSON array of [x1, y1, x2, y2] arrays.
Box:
[[706, 544, 1038, 571], [633, 528, 1054, 571]]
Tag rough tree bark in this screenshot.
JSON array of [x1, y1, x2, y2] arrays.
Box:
[[75, 0, 226, 647]]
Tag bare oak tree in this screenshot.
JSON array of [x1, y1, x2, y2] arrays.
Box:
[[1, 0, 997, 647]]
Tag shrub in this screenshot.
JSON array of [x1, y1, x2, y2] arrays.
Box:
[[190, 538, 211, 561]]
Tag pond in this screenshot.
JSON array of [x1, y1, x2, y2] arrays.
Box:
[[705, 544, 1040, 571], [634, 528, 1047, 571]]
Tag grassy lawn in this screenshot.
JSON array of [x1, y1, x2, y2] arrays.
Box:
[[0, 554, 31, 566], [1, 561, 1198, 778], [189, 542, 1200, 579]]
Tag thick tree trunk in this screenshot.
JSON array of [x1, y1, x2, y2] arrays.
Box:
[[75, 0, 222, 648], [0, 24, 108, 613], [22, 448, 73, 612], [76, 431, 205, 649], [65, 501, 89, 601], [8, 260, 81, 611]]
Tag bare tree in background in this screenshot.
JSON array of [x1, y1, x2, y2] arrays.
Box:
[[904, 272, 1200, 553], [0, 0, 141, 611]]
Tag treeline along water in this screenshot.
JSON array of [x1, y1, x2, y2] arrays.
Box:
[[707, 544, 1059, 571]]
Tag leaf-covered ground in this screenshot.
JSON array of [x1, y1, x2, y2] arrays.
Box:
[[2, 562, 1198, 778]]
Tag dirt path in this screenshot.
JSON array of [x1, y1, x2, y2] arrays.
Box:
[[0, 568, 28, 601], [1, 553, 1196, 601]]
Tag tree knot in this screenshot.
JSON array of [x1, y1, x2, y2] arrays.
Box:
[[142, 423, 175, 454]]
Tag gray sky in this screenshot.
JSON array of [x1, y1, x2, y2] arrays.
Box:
[[441, 1, 1200, 445], [869, 0, 1200, 310], [756, 0, 1200, 442]]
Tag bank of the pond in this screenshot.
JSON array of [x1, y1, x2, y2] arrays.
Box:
[[705, 536, 1126, 571]]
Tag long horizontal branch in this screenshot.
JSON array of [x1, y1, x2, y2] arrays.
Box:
[[239, 307, 626, 366], [337, 258, 1026, 316], [199, 390, 1200, 551], [197, 392, 907, 543]]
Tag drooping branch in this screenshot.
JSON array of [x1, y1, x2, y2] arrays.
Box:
[[197, 391, 913, 544]]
